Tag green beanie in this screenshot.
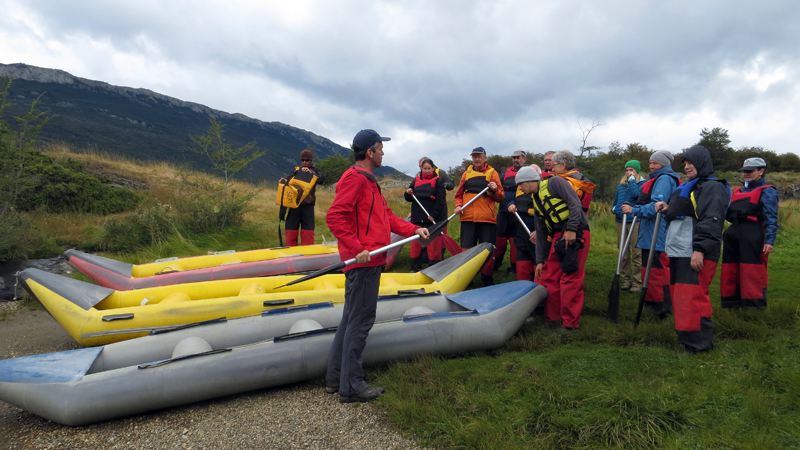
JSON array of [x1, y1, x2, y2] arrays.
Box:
[[625, 160, 641, 172]]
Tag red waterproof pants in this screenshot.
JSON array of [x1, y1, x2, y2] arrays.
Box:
[[641, 249, 672, 317], [720, 221, 769, 309], [541, 230, 591, 329], [670, 257, 716, 352]]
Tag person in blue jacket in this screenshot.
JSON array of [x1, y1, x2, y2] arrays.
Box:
[[622, 150, 680, 319], [611, 160, 645, 292], [720, 157, 779, 309]]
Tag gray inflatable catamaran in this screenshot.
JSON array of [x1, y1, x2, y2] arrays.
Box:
[[0, 280, 545, 426]]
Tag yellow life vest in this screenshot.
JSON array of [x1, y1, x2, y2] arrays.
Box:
[[532, 178, 570, 233], [275, 167, 319, 209], [462, 165, 495, 194]]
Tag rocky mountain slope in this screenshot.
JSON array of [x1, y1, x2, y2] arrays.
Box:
[[0, 63, 405, 181]]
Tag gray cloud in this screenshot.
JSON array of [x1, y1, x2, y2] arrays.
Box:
[[2, 0, 799, 173]]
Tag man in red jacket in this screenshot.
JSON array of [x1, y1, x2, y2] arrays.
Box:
[[325, 129, 429, 403]]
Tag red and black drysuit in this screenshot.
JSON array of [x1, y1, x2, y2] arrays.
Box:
[[513, 188, 536, 282], [720, 178, 779, 309], [633, 170, 680, 318], [404, 171, 446, 271], [664, 146, 730, 352], [494, 166, 521, 272], [282, 165, 324, 246], [325, 165, 419, 397]]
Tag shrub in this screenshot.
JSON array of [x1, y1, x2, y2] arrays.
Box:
[[93, 202, 176, 253], [317, 154, 353, 184], [0, 211, 61, 262], [171, 168, 256, 234]]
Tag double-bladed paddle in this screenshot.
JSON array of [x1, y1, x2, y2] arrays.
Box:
[[411, 193, 463, 256], [275, 186, 491, 289]]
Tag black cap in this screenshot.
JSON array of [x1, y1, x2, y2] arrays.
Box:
[[353, 129, 390, 151]]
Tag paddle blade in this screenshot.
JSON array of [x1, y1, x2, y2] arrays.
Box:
[[607, 275, 620, 322], [276, 261, 347, 289], [418, 219, 450, 247], [442, 235, 463, 256], [633, 287, 648, 328]]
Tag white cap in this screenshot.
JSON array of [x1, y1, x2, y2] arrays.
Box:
[[516, 166, 541, 183]]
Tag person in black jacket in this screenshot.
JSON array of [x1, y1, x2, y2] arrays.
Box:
[[279, 149, 324, 246], [405, 158, 447, 271], [656, 145, 730, 353]]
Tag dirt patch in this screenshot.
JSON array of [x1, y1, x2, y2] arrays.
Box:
[[80, 161, 151, 191]]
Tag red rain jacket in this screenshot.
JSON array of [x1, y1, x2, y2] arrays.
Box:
[[327, 166, 419, 271]]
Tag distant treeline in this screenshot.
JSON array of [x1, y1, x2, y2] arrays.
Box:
[[445, 127, 800, 202]]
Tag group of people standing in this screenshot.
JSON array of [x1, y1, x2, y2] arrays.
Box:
[[280, 129, 779, 403]]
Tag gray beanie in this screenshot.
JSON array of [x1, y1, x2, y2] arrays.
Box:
[[650, 150, 674, 168], [515, 166, 541, 183]]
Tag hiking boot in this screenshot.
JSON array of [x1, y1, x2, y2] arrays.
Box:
[[481, 274, 495, 286], [325, 384, 339, 395], [339, 386, 386, 403], [621, 284, 631, 291], [506, 265, 517, 275], [629, 288, 641, 293]]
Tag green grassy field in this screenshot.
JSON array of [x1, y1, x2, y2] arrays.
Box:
[[20, 150, 800, 449], [373, 200, 800, 450]]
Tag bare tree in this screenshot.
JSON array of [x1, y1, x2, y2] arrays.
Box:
[[577, 117, 603, 157]]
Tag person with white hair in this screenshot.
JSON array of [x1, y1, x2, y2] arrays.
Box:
[[532, 150, 591, 333]]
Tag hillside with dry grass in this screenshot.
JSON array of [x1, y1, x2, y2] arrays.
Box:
[[12, 144, 800, 265]]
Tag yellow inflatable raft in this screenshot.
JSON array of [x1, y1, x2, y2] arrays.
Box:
[[21, 244, 492, 346]]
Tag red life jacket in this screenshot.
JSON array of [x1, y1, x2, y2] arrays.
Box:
[[501, 167, 519, 191], [637, 172, 681, 205], [412, 173, 440, 200], [726, 185, 773, 223]]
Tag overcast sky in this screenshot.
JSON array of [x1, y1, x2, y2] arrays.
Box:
[[1, 0, 797, 174]]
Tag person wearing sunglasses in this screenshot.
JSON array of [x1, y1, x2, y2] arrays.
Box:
[[278, 149, 324, 246], [720, 157, 778, 310]]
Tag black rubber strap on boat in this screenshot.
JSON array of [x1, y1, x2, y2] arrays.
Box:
[[264, 299, 294, 307], [137, 348, 232, 370], [377, 290, 439, 301], [149, 317, 228, 335], [267, 246, 291, 250], [397, 288, 428, 296], [102, 313, 134, 322], [274, 326, 337, 342]]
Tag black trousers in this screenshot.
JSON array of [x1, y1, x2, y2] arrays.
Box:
[[460, 221, 497, 248], [285, 204, 315, 230]]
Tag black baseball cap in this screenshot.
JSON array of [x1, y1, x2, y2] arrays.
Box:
[[353, 129, 390, 151]]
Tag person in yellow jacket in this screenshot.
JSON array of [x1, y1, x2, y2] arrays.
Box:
[[278, 149, 324, 246], [454, 147, 505, 285]]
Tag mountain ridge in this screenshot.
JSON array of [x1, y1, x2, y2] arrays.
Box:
[[0, 63, 407, 181]]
